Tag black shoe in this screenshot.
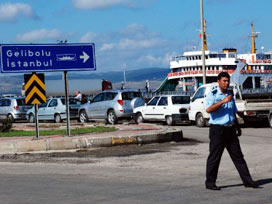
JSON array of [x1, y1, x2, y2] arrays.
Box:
[[206, 185, 221, 190], [244, 182, 259, 188]]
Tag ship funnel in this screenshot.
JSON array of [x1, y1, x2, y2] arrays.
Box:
[[223, 48, 237, 53]]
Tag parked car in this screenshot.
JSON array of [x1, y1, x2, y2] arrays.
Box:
[[268, 109, 272, 128], [26, 98, 80, 123], [78, 90, 144, 124], [189, 82, 272, 127], [133, 95, 190, 125], [0, 97, 32, 121]]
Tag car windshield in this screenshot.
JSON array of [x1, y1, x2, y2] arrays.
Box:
[[121, 92, 142, 100], [39, 101, 48, 108], [171, 96, 190, 104], [61, 98, 79, 105], [16, 99, 26, 106]]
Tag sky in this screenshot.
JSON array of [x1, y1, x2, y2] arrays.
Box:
[[1, 0, 272, 73]]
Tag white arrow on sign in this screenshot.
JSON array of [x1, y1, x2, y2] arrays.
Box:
[[80, 51, 90, 63]]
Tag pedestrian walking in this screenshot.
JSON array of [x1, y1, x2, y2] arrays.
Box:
[[205, 72, 258, 190]]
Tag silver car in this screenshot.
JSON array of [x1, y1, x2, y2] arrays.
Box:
[[26, 98, 80, 123], [0, 97, 32, 121], [78, 90, 143, 124]]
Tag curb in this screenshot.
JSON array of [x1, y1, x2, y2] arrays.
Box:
[[0, 130, 183, 155]]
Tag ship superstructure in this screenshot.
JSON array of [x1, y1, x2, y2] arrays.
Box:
[[161, 23, 272, 92]]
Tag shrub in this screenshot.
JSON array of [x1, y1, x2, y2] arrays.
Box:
[[0, 118, 13, 132]]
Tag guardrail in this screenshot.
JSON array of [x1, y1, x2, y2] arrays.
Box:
[[142, 91, 194, 100], [241, 88, 272, 95]]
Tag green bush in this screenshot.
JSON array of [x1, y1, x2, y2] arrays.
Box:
[[0, 118, 13, 132]]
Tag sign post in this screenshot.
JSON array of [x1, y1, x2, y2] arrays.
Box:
[[24, 73, 46, 139], [34, 104, 39, 139], [1, 43, 96, 137], [0, 44, 96, 73], [64, 71, 71, 136]]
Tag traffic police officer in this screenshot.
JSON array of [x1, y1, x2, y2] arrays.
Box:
[[205, 72, 258, 190]]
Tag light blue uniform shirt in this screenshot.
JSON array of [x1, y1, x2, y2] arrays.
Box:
[[206, 87, 237, 125]]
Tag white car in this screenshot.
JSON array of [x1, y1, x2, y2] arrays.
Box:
[[26, 98, 80, 123], [133, 95, 190, 125]]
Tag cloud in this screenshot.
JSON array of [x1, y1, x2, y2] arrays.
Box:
[[0, 3, 39, 22], [120, 38, 164, 50], [100, 43, 115, 51], [99, 36, 165, 52], [97, 24, 165, 52], [79, 24, 177, 71], [73, 0, 135, 10], [137, 52, 176, 67], [15, 29, 70, 42], [120, 24, 146, 35], [79, 32, 98, 43]]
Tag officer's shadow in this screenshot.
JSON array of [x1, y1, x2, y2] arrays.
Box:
[[220, 178, 272, 189]]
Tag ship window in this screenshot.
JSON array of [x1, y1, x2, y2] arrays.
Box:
[[229, 54, 235, 58], [218, 54, 226, 58], [210, 54, 217, 58]]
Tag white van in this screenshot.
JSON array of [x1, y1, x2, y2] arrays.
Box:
[[189, 83, 214, 127], [189, 82, 272, 127]]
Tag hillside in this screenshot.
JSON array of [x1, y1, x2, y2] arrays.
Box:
[[0, 68, 168, 94], [46, 67, 169, 82]]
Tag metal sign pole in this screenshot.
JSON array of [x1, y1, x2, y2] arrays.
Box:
[[200, 0, 206, 85], [64, 71, 71, 136], [34, 104, 39, 139]]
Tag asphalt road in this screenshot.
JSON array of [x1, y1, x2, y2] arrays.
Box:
[[0, 125, 271, 204]]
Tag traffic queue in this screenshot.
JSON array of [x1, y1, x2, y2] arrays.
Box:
[[0, 84, 272, 128]]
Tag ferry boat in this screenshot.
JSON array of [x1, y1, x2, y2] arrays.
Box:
[[157, 23, 272, 92]]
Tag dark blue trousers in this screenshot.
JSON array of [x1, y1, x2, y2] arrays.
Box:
[[205, 125, 254, 187]]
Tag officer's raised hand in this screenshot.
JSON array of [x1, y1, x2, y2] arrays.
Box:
[[222, 95, 232, 103]]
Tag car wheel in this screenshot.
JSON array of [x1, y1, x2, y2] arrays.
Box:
[[196, 113, 205, 127], [107, 110, 117, 125], [166, 115, 174, 126], [7, 114, 14, 123], [29, 113, 35, 123], [269, 114, 272, 128], [136, 113, 144, 124], [54, 114, 62, 123], [79, 110, 88, 123]]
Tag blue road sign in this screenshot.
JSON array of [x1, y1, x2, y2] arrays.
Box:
[[0, 43, 96, 73]]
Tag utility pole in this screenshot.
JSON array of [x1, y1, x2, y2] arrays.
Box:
[[200, 0, 206, 85]]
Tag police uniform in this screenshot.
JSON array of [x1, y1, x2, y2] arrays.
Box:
[[205, 87, 254, 188]]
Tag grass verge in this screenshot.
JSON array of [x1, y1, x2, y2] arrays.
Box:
[[0, 126, 117, 137]]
